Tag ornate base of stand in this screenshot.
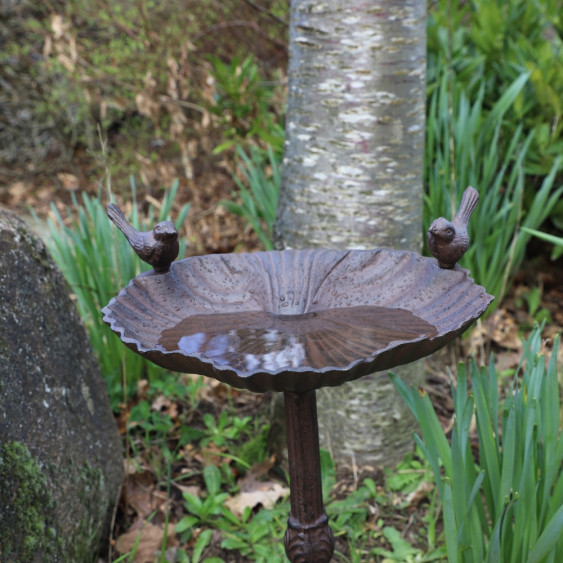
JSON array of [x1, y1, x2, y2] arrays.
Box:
[[284, 391, 335, 563], [284, 514, 334, 563]]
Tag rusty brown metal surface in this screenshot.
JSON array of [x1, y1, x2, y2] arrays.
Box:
[[107, 203, 179, 273], [283, 390, 334, 562], [102, 248, 493, 393], [427, 186, 479, 269]]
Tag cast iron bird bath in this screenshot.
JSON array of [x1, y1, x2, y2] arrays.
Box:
[[103, 192, 493, 562]]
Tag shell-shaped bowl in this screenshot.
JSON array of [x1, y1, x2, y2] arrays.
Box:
[[102, 249, 493, 393]]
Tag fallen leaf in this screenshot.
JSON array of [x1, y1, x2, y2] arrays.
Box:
[[462, 321, 487, 358], [124, 458, 146, 475], [485, 310, 522, 350], [239, 457, 276, 486], [173, 483, 201, 497], [56, 172, 80, 191], [137, 379, 150, 400], [151, 394, 179, 419], [190, 442, 227, 467], [116, 522, 177, 563], [51, 14, 67, 39], [225, 481, 288, 515], [494, 350, 521, 374], [124, 471, 158, 519], [406, 480, 434, 507]]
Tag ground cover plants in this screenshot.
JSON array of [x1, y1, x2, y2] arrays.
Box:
[[109, 371, 448, 562], [0, 0, 287, 186], [88, 324, 563, 561]]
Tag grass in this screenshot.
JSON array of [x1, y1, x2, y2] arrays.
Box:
[[220, 144, 281, 250], [424, 68, 563, 302], [522, 227, 563, 260], [391, 326, 563, 562], [44, 178, 190, 406]]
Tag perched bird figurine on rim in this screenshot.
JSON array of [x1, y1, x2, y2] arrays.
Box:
[[427, 186, 479, 269], [107, 203, 179, 273]]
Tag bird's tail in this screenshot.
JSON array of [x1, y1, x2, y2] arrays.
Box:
[[455, 186, 479, 225], [107, 203, 138, 242]]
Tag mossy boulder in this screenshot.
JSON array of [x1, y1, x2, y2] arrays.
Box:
[[0, 209, 123, 562]]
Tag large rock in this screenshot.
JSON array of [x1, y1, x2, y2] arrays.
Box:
[[0, 209, 123, 561]]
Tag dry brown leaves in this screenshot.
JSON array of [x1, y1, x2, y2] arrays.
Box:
[[115, 464, 176, 562], [224, 457, 289, 516]]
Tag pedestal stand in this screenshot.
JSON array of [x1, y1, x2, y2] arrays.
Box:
[[284, 390, 334, 562]]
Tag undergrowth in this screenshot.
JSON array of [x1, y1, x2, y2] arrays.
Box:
[[113, 373, 444, 562], [44, 178, 190, 406], [392, 326, 563, 562]]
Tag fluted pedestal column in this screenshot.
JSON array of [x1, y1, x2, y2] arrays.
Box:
[[283, 390, 334, 562]]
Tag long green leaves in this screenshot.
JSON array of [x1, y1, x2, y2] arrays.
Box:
[[425, 65, 563, 303], [221, 144, 280, 250], [45, 178, 190, 404], [391, 328, 563, 562], [522, 227, 563, 260]]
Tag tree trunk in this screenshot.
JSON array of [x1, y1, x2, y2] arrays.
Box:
[[274, 0, 426, 467]]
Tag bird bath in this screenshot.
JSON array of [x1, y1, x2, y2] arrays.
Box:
[[103, 201, 493, 562]]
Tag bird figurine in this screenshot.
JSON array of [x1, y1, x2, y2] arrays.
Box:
[[107, 203, 179, 273], [427, 186, 479, 269]]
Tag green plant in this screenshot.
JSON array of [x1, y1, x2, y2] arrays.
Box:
[[514, 285, 552, 326], [45, 178, 190, 404], [384, 448, 434, 498], [221, 144, 281, 249], [328, 481, 377, 562], [175, 462, 288, 560], [522, 227, 563, 260], [428, 0, 563, 178], [426, 0, 563, 306], [424, 65, 563, 303], [391, 327, 563, 562], [112, 514, 155, 563], [176, 465, 231, 533], [219, 505, 288, 561], [200, 411, 252, 448], [120, 380, 447, 562], [209, 55, 284, 152], [371, 524, 445, 562]]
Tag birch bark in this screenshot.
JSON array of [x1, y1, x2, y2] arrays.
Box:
[[274, 0, 426, 466]]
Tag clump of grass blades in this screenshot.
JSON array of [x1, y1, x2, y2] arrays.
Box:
[[427, 0, 563, 179], [391, 326, 563, 563], [522, 227, 563, 261], [221, 144, 280, 250], [45, 178, 190, 406], [425, 67, 563, 304]]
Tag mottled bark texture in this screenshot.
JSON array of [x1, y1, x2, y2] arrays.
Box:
[[274, 0, 426, 466]]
